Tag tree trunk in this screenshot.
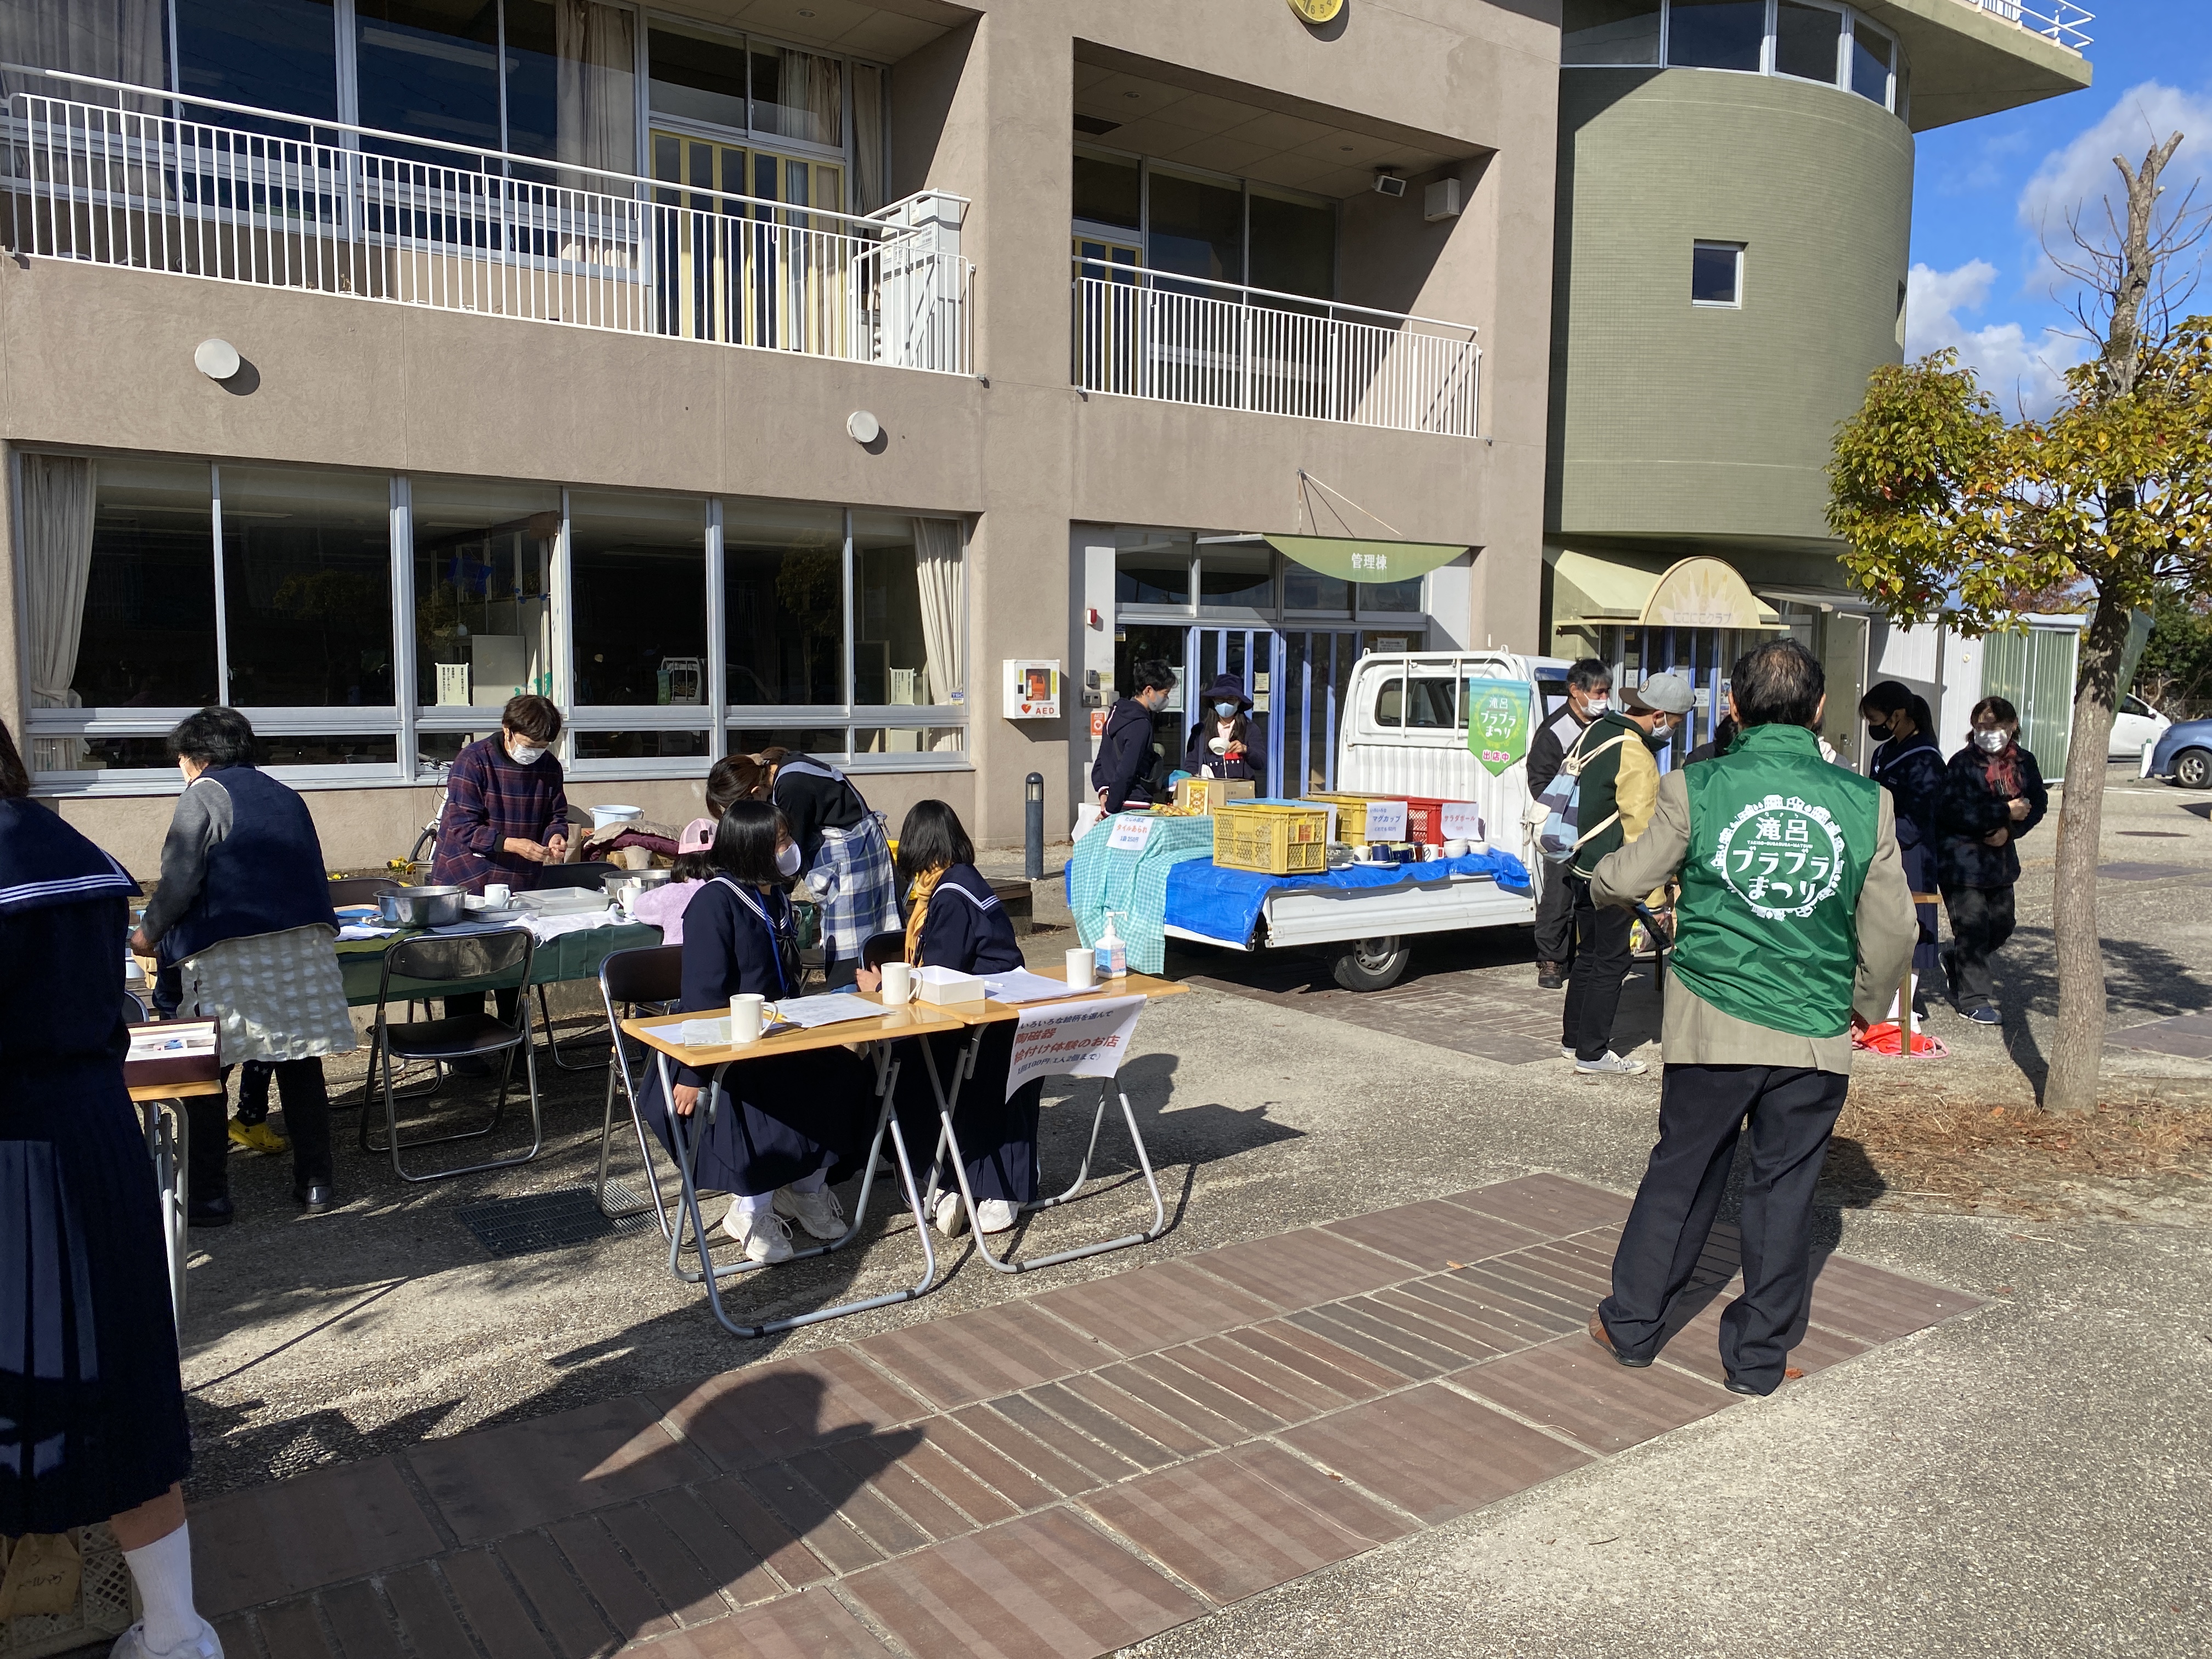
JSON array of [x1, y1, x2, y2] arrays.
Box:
[[2045, 597, 2132, 1112]]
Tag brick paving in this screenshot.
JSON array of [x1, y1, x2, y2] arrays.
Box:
[[188, 1175, 1977, 1658]]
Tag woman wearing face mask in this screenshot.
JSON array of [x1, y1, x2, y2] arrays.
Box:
[[1182, 674, 1266, 783], [430, 693, 573, 896], [1861, 681, 1945, 1012], [1934, 697, 2047, 1025], [641, 803, 871, 1263]]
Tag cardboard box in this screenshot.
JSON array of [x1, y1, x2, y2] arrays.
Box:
[[124, 1021, 220, 1090], [1172, 777, 1261, 814]]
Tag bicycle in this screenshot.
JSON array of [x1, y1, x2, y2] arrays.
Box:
[[396, 760, 453, 871]]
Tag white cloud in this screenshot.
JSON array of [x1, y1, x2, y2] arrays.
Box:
[[2016, 81, 2212, 292], [1904, 259, 2090, 416]]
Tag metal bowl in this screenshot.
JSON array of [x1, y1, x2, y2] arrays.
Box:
[[378, 884, 466, 928]]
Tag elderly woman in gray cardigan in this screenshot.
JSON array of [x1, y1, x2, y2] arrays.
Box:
[[132, 708, 353, 1222]]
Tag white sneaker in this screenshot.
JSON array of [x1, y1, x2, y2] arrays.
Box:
[[774, 1184, 846, 1240], [975, 1198, 1020, 1235], [1575, 1051, 1647, 1076], [933, 1189, 969, 1237], [112, 1622, 223, 1659], [1560, 1045, 1575, 1060], [720, 1204, 793, 1263]]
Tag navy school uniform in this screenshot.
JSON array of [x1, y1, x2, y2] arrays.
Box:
[[640, 877, 871, 1195], [891, 865, 1046, 1205]]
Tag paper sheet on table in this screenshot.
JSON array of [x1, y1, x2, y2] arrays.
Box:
[[768, 991, 885, 1029], [677, 1017, 798, 1047], [981, 969, 1096, 1004], [338, 923, 403, 940]]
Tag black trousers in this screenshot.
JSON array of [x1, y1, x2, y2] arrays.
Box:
[[188, 1058, 335, 1204], [1940, 883, 2015, 1012], [1533, 864, 1577, 966], [1560, 877, 1634, 1061], [1598, 1063, 1848, 1393]]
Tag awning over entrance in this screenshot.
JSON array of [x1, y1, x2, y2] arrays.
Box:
[[1265, 534, 1469, 584], [1550, 550, 1782, 630]]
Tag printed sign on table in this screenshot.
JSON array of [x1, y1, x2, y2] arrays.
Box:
[[1107, 815, 1156, 852], [1464, 678, 1532, 777], [1439, 802, 1485, 840], [1360, 800, 1408, 841], [1006, 996, 1146, 1102]]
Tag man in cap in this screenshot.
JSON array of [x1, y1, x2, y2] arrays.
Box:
[[1560, 670, 1695, 1074], [1584, 638, 1914, 1395]]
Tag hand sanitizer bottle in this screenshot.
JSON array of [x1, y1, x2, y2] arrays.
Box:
[[1096, 911, 1128, 979]]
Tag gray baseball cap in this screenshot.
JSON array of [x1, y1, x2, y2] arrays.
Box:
[[1624, 673, 1695, 716]]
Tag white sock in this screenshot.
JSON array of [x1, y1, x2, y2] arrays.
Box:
[[733, 1190, 774, 1216], [786, 1164, 830, 1195], [122, 1524, 204, 1652]]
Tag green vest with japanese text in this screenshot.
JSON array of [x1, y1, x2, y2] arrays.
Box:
[[1677, 724, 1881, 1039]]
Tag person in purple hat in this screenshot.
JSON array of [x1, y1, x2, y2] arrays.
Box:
[[1182, 672, 1266, 784]]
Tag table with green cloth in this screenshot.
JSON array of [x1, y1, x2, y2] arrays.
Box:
[[336, 921, 665, 1005], [1066, 814, 1217, 975]]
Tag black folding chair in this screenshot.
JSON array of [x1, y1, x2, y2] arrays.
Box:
[[363, 928, 543, 1181], [594, 944, 685, 1227], [331, 878, 436, 1108], [532, 862, 622, 1071]]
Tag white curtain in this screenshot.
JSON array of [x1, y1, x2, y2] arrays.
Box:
[[0, 0, 165, 106], [21, 455, 97, 771], [778, 48, 844, 150], [556, 0, 637, 177], [851, 63, 884, 213], [913, 519, 963, 744]]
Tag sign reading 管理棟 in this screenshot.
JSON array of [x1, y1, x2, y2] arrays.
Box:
[[1463, 678, 1532, 777], [1006, 996, 1146, 1102]]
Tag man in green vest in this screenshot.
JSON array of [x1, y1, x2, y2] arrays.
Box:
[[1584, 637, 1915, 1396]]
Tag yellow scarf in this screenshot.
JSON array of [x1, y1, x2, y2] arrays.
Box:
[[903, 865, 946, 965]]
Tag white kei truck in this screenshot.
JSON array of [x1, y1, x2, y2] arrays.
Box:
[[1162, 651, 1573, 990]]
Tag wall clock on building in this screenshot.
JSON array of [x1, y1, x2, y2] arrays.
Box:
[[1286, 0, 1344, 24]]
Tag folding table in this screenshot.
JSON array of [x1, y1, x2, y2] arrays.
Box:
[[127, 1079, 218, 1329], [620, 996, 970, 1338], [918, 968, 1185, 1276]]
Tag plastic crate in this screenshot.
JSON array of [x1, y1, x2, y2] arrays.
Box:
[[1214, 803, 1330, 874], [1, 1526, 134, 1656]]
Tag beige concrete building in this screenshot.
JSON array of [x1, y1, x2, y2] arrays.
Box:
[[0, 0, 1560, 873]]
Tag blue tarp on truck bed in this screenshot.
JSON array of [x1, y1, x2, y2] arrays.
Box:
[[1161, 849, 1532, 948]]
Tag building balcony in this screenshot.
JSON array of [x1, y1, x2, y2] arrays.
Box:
[[1073, 258, 1480, 440], [1957, 0, 2092, 53], [0, 70, 972, 376]]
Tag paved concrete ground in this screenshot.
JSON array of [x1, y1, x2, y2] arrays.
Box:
[[146, 764, 2212, 1656]]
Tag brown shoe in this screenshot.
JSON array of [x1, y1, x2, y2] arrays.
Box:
[[1537, 961, 1566, 990], [1588, 1308, 1651, 1368]]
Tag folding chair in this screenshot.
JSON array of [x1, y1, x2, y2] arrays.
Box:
[[641, 1017, 940, 1339], [594, 944, 684, 1227], [916, 988, 1167, 1277], [363, 927, 544, 1181], [532, 863, 622, 1070], [330, 877, 439, 1109]]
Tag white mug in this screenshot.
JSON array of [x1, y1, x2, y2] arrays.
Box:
[[1065, 947, 1097, 991], [879, 961, 915, 1005], [1442, 839, 1471, 859], [483, 883, 511, 907], [729, 994, 766, 1044]]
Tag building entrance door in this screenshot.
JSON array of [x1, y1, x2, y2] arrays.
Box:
[[1274, 629, 1361, 798], [1187, 626, 1278, 794]]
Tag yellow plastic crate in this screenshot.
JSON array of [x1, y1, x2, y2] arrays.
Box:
[[1213, 803, 1330, 874], [1302, 792, 1387, 843]]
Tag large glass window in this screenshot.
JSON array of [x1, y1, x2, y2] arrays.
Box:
[[1851, 19, 1895, 106], [749, 43, 842, 149], [1249, 189, 1335, 300], [174, 0, 338, 130], [648, 16, 749, 129], [1199, 548, 1273, 611], [1284, 564, 1350, 614], [853, 512, 963, 708], [1775, 1, 1843, 83], [724, 501, 845, 706], [354, 0, 501, 155], [1074, 151, 1141, 232], [1561, 0, 1662, 66], [1116, 534, 1193, 607], [1149, 167, 1245, 286], [411, 478, 560, 709], [69, 459, 219, 715], [568, 492, 709, 709], [1666, 0, 1765, 72], [218, 466, 393, 708]]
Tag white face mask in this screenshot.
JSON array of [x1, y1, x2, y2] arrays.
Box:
[[775, 841, 803, 877], [1582, 695, 1611, 718], [507, 737, 549, 766], [1973, 728, 2011, 754]]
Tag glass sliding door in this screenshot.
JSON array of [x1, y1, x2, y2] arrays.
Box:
[[1187, 626, 1278, 795], [651, 128, 847, 349], [1278, 629, 1358, 798]]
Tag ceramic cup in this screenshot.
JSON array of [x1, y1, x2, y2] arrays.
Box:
[[483, 883, 511, 907], [1442, 839, 1472, 859], [729, 994, 766, 1044], [1065, 947, 1097, 990], [880, 961, 915, 1005]]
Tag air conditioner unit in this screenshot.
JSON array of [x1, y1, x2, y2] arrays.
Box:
[[1424, 178, 1462, 222], [1373, 173, 1407, 198]]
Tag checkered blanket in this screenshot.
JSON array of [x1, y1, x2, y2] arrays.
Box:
[[807, 810, 903, 961], [1066, 815, 1218, 974]]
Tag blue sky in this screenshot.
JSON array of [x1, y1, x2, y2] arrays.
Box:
[[1906, 1, 2212, 414]]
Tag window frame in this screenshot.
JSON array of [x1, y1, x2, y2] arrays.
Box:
[[1566, 0, 1904, 115], [1691, 240, 1746, 308], [1071, 142, 1341, 302], [13, 447, 972, 794]]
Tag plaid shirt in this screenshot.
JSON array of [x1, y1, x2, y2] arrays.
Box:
[[430, 736, 570, 893]]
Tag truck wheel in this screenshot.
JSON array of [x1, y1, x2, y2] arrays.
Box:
[[1329, 935, 1410, 991]]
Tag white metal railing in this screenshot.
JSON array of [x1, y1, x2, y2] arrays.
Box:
[[1073, 258, 1480, 439], [1959, 0, 2093, 51], [0, 69, 972, 375]]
